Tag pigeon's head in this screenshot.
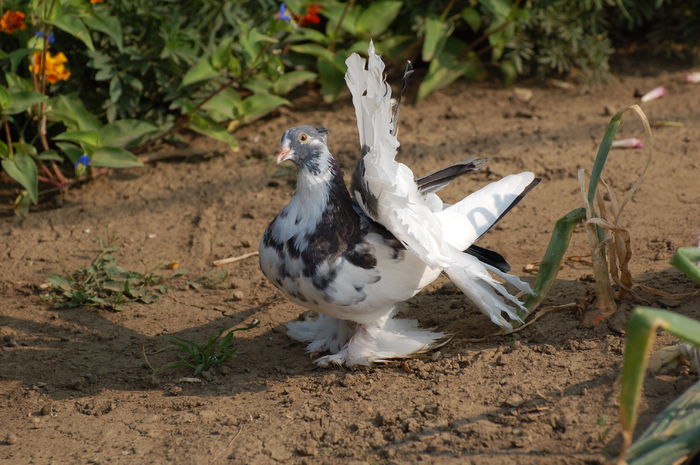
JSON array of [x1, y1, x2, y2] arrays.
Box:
[[276, 125, 330, 173]]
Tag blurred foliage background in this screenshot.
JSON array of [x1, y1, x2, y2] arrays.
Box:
[[0, 0, 698, 213]]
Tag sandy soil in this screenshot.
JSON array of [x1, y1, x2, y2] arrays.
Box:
[[1, 64, 699, 465]]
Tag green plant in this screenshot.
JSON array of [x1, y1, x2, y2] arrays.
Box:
[[44, 237, 180, 310], [616, 247, 700, 464], [162, 320, 260, 376]]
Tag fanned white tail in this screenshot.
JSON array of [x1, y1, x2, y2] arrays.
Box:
[[345, 42, 533, 329]]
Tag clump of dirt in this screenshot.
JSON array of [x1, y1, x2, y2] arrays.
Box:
[[1, 65, 699, 464]]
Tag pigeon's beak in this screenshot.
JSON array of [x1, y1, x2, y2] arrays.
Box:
[[276, 146, 294, 164]]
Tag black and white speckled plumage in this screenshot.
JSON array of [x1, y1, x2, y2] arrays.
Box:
[[259, 45, 539, 367]]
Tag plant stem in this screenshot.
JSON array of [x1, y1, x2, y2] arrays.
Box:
[[439, 0, 456, 21], [2, 115, 13, 156], [329, 0, 353, 53]]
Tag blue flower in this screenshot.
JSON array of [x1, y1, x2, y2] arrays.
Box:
[[75, 154, 91, 168], [277, 3, 292, 23], [34, 30, 55, 44]]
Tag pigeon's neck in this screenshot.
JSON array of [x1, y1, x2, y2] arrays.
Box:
[[270, 153, 353, 241]]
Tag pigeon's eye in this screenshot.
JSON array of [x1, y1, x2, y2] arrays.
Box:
[[298, 133, 309, 143]]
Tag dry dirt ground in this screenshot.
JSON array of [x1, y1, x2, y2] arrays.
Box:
[[1, 63, 699, 465]]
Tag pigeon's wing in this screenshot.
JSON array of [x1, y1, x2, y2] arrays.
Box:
[[345, 42, 537, 328]]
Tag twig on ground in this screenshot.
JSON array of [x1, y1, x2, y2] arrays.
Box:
[[213, 251, 259, 267]]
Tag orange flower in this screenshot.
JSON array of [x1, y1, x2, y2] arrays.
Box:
[[90, 0, 104, 3], [294, 4, 322, 27], [29, 51, 71, 84], [0, 10, 27, 34]]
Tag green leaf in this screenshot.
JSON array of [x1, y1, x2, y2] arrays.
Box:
[[620, 307, 700, 451], [49, 94, 102, 131], [8, 49, 31, 74], [0, 86, 10, 110], [322, 3, 361, 36], [47, 274, 73, 291], [54, 130, 100, 147], [6, 91, 47, 115], [189, 113, 238, 150], [422, 16, 454, 62], [480, 0, 512, 19], [417, 46, 484, 102], [317, 57, 345, 103], [670, 247, 700, 284], [356, 1, 402, 36], [36, 150, 63, 162], [522, 208, 586, 314], [461, 7, 481, 32], [91, 147, 143, 168], [211, 37, 234, 69], [289, 43, 335, 63], [83, 12, 123, 51], [2, 153, 38, 204], [56, 142, 83, 165], [273, 71, 316, 95], [182, 56, 220, 87], [99, 120, 158, 148], [50, 14, 95, 51], [200, 88, 241, 121], [238, 93, 289, 124]]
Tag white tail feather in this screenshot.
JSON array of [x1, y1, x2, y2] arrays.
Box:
[[345, 42, 534, 329]]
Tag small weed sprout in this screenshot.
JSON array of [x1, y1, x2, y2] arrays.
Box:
[[44, 236, 183, 310], [161, 320, 260, 376]]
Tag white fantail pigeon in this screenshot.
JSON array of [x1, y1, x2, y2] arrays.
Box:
[[260, 43, 539, 367]]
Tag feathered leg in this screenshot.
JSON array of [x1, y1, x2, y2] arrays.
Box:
[[287, 313, 354, 354], [314, 309, 445, 367]]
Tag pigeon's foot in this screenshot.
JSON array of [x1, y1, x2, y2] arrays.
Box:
[[287, 313, 354, 354], [314, 315, 446, 368]]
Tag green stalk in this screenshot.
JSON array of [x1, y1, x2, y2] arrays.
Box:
[[520, 207, 586, 317]]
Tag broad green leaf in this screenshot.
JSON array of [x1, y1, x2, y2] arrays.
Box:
[[50, 14, 95, 51], [4, 72, 33, 92], [47, 274, 73, 291], [377, 35, 413, 56], [500, 59, 517, 86], [322, 3, 360, 36], [620, 307, 700, 453], [287, 27, 329, 45], [242, 77, 273, 95], [462, 7, 481, 31], [91, 147, 143, 168], [2, 153, 38, 204], [13, 143, 37, 157], [480, 0, 512, 19], [317, 57, 345, 103], [54, 130, 100, 147], [422, 16, 454, 62], [274, 70, 317, 95], [417, 45, 485, 102], [49, 94, 102, 131], [200, 88, 241, 121], [100, 120, 158, 148], [14, 191, 31, 215], [290, 43, 335, 63], [36, 150, 63, 162], [56, 142, 83, 165], [189, 113, 238, 150], [83, 12, 123, 51], [211, 37, 234, 69], [182, 56, 220, 87], [6, 91, 47, 115], [0, 141, 8, 158], [670, 247, 700, 284], [109, 76, 122, 103], [521, 208, 586, 315], [0, 86, 9, 110], [8, 49, 31, 74], [347, 40, 372, 55], [356, 1, 402, 37], [238, 93, 289, 124]]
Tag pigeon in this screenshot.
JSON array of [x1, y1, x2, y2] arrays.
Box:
[[259, 43, 540, 367]]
